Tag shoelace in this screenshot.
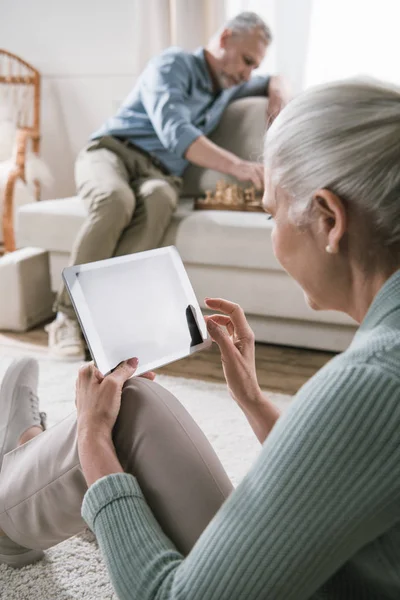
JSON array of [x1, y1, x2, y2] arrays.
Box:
[[29, 390, 47, 430], [58, 319, 81, 343]]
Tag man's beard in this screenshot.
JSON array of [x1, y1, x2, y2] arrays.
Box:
[[217, 72, 241, 89]]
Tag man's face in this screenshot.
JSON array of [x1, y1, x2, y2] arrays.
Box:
[[217, 28, 267, 88]]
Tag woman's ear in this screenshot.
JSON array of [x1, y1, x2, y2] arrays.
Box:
[[313, 189, 347, 253]]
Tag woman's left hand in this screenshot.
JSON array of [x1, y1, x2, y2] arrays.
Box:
[[75, 358, 139, 435]]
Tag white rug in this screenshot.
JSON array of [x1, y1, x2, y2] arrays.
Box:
[[0, 353, 292, 599]]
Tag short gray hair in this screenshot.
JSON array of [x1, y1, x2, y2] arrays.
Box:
[[264, 78, 400, 270], [225, 11, 272, 44]]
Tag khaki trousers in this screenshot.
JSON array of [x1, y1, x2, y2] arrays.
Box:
[[0, 377, 233, 556], [55, 137, 183, 318]]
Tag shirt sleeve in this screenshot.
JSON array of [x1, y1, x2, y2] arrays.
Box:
[[231, 75, 270, 101], [82, 364, 400, 600], [139, 53, 203, 157]]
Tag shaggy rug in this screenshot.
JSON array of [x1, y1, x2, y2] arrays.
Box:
[[0, 354, 292, 599]]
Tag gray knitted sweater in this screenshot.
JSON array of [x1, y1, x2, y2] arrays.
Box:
[[82, 270, 400, 599]]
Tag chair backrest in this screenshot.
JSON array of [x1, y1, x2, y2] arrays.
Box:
[[0, 49, 41, 155]]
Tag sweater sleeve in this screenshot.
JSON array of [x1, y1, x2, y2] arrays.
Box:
[[82, 364, 400, 600]]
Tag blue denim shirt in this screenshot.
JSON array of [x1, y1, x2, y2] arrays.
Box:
[[91, 47, 270, 176]]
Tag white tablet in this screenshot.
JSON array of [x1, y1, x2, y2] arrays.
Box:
[[62, 246, 212, 376]]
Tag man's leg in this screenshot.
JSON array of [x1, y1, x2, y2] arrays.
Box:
[[55, 144, 136, 317], [114, 175, 181, 256], [0, 377, 233, 563], [48, 144, 136, 358]]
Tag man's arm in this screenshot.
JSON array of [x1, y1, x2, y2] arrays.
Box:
[[231, 74, 270, 100], [232, 74, 292, 123], [140, 53, 204, 158], [140, 52, 264, 188], [185, 136, 264, 189]]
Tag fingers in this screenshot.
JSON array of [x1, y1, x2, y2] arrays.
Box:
[[256, 164, 265, 180], [93, 366, 105, 383], [139, 371, 156, 381], [205, 298, 251, 338], [78, 362, 104, 383], [206, 319, 236, 358], [108, 358, 139, 387], [205, 314, 234, 337], [249, 166, 263, 190]]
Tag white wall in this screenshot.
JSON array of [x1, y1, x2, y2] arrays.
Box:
[[275, 0, 313, 94], [0, 0, 150, 199]]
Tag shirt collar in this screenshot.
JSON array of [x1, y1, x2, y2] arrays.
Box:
[[193, 47, 215, 93], [355, 268, 400, 336]]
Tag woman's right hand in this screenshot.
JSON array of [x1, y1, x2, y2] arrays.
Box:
[[204, 298, 263, 408]]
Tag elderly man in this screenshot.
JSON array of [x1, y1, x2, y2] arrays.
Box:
[[47, 11, 289, 359]]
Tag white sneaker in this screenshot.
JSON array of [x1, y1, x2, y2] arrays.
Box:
[[0, 357, 46, 465], [0, 357, 46, 568], [0, 535, 44, 568], [45, 315, 85, 360]]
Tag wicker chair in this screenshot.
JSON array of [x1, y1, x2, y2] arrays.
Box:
[[0, 50, 41, 253]]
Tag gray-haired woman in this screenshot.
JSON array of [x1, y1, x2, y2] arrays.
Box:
[[1, 78, 399, 599]]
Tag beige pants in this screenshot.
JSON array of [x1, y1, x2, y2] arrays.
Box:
[[0, 377, 233, 556], [55, 137, 183, 318]]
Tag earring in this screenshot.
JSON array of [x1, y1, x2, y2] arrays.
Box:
[[326, 245, 333, 254]]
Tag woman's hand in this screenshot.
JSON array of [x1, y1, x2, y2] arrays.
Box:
[[75, 358, 139, 436], [205, 298, 263, 407]]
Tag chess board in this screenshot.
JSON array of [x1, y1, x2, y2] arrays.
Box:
[[194, 180, 264, 212]]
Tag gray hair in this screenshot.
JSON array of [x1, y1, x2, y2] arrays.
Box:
[[264, 78, 400, 269], [225, 11, 272, 44]]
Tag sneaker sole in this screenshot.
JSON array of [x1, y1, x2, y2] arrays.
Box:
[[0, 548, 45, 568], [0, 358, 38, 459], [47, 351, 85, 362]]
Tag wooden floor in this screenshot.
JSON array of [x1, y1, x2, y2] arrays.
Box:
[[0, 323, 336, 395]]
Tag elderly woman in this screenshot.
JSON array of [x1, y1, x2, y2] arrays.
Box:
[[0, 78, 399, 599]]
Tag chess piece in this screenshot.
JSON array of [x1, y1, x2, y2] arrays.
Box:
[[204, 190, 213, 204], [215, 180, 226, 203], [244, 186, 256, 205], [224, 185, 233, 205], [230, 184, 240, 205]]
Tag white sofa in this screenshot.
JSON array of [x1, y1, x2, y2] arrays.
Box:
[[16, 98, 357, 352]]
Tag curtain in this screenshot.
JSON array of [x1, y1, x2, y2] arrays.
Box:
[[132, 0, 225, 72], [305, 0, 400, 88]]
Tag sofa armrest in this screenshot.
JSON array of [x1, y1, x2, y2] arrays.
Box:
[[181, 97, 268, 197]]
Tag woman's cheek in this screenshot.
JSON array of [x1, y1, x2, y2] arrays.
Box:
[[270, 223, 296, 277], [271, 225, 283, 266]]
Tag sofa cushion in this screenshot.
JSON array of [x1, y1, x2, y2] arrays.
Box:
[[17, 196, 282, 272], [16, 196, 87, 254], [181, 97, 267, 197], [173, 206, 281, 271]]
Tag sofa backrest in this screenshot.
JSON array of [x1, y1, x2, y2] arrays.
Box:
[[181, 97, 268, 197]]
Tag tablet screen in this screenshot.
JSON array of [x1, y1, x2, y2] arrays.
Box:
[[63, 247, 211, 375]]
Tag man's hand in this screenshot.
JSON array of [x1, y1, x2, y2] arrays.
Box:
[[186, 136, 264, 189], [228, 159, 264, 190], [267, 75, 292, 123]]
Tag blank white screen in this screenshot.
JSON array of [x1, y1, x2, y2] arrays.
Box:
[[75, 251, 205, 373]]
